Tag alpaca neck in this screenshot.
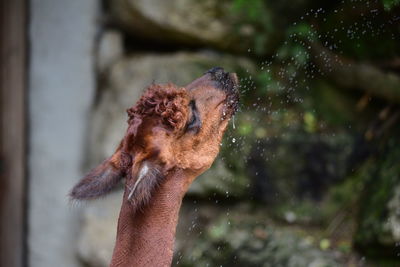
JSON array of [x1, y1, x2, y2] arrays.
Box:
[[110, 170, 193, 267]]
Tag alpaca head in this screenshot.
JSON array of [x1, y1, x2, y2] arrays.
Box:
[[70, 67, 239, 211]]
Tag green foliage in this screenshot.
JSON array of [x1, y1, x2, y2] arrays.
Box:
[[382, 0, 400, 10], [286, 23, 316, 41], [317, 1, 400, 60], [307, 81, 359, 126], [231, 0, 265, 21], [231, 0, 274, 55], [303, 111, 316, 133], [277, 43, 309, 66]]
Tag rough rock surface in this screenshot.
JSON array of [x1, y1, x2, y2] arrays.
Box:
[[97, 30, 123, 73], [109, 0, 280, 53], [175, 204, 342, 267]]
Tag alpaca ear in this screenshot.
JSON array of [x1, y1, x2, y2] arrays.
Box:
[[70, 154, 125, 200]]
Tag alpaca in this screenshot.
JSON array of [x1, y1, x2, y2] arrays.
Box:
[[70, 67, 239, 266]]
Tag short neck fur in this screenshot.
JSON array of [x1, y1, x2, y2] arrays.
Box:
[[110, 170, 194, 267]]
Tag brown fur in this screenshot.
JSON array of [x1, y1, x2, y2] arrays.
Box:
[[70, 67, 239, 266], [70, 151, 125, 199], [126, 84, 189, 131]]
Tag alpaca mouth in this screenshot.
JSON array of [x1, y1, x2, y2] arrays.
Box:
[[205, 67, 240, 116]]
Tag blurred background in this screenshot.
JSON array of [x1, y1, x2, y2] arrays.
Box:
[[1, 0, 400, 266]]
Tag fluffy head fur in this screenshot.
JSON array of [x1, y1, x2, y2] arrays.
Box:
[[127, 84, 189, 132]]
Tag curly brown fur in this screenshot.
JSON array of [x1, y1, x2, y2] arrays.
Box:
[[126, 84, 189, 131]]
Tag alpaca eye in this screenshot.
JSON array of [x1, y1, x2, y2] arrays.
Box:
[[186, 100, 201, 133]]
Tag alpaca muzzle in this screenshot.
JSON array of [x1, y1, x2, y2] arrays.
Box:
[[206, 66, 240, 116], [186, 67, 240, 116]]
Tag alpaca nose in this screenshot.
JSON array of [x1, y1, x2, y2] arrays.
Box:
[[205, 66, 238, 92], [205, 67, 228, 83], [185, 67, 238, 92], [205, 66, 225, 76]]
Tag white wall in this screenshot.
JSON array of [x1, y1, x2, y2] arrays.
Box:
[[29, 0, 98, 266]]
